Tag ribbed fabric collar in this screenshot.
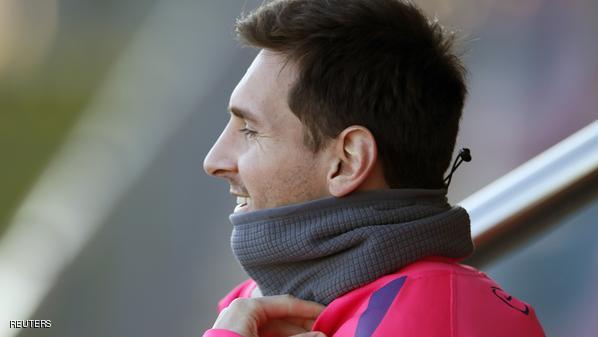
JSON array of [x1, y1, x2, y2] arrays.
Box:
[[229, 189, 474, 305]]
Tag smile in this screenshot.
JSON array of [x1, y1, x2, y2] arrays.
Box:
[[234, 196, 250, 213]]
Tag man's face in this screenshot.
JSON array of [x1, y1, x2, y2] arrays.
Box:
[[203, 50, 333, 213]]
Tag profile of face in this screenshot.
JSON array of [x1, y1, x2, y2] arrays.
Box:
[[203, 50, 333, 213], [203, 50, 386, 213]]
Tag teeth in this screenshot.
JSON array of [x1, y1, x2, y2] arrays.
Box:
[[236, 196, 249, 205]]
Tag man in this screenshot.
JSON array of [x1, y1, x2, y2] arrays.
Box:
[[202, 0, 546, 336]]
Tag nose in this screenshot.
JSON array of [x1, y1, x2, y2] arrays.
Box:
[[203, 122, 238, 178]]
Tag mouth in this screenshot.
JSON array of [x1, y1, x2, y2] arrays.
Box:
[[234, 196, 250, 213]]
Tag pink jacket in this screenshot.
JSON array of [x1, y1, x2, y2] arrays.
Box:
[[204, 257, 545, 337]]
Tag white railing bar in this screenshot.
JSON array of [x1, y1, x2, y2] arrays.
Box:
[[460, 120, 598, 241]]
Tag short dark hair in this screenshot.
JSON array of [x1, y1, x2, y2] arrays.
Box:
[[236, 0, 467, 189]]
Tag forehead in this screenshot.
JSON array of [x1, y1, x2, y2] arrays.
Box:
[[229, 50, 297, 126]]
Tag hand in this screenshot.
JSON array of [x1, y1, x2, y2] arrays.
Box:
[[212, 294, 327, 337]]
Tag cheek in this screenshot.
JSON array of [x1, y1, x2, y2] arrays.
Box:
[[238, 146, 326, 202], [236, 146, 280, 187], [271, 152, 328, 200]]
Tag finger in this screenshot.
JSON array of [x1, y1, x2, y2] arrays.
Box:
[[254, 295, 325, 321], [258, 319, 309, 337], [283, 317, 316, 330], [289, 332, 327, 337], [258, 317, 316, 337]]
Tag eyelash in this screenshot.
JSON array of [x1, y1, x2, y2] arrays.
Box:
[[238, 127, 258, 139]]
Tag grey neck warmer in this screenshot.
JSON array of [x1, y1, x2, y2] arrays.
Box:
[[229, 189, 474, 305]]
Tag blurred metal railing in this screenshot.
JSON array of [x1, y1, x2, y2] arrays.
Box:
[[460, 121, 598, 266]]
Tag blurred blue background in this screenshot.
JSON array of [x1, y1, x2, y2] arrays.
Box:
[[0, 0, 596, 336]]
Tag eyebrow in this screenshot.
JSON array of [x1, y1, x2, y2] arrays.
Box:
[[229, 106, 260, 125]]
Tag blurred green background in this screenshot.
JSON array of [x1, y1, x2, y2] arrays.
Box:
[[0, 0, 156, 235]]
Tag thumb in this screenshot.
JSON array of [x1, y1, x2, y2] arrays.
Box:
[[290, 332, 327, 337]]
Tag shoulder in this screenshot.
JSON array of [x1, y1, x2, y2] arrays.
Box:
[[313, 258, 545, 337], [217, 279, 258, 313]]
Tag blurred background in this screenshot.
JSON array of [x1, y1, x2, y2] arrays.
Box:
[[0, 0, 596, 336]]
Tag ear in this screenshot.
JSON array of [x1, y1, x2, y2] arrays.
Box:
[[326, 126, 386, 197]]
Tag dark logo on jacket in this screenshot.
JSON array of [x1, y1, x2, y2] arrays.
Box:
[[491, 286, 530, 315]]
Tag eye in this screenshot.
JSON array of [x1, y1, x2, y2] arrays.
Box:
[[238, 127, 258, 139]]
